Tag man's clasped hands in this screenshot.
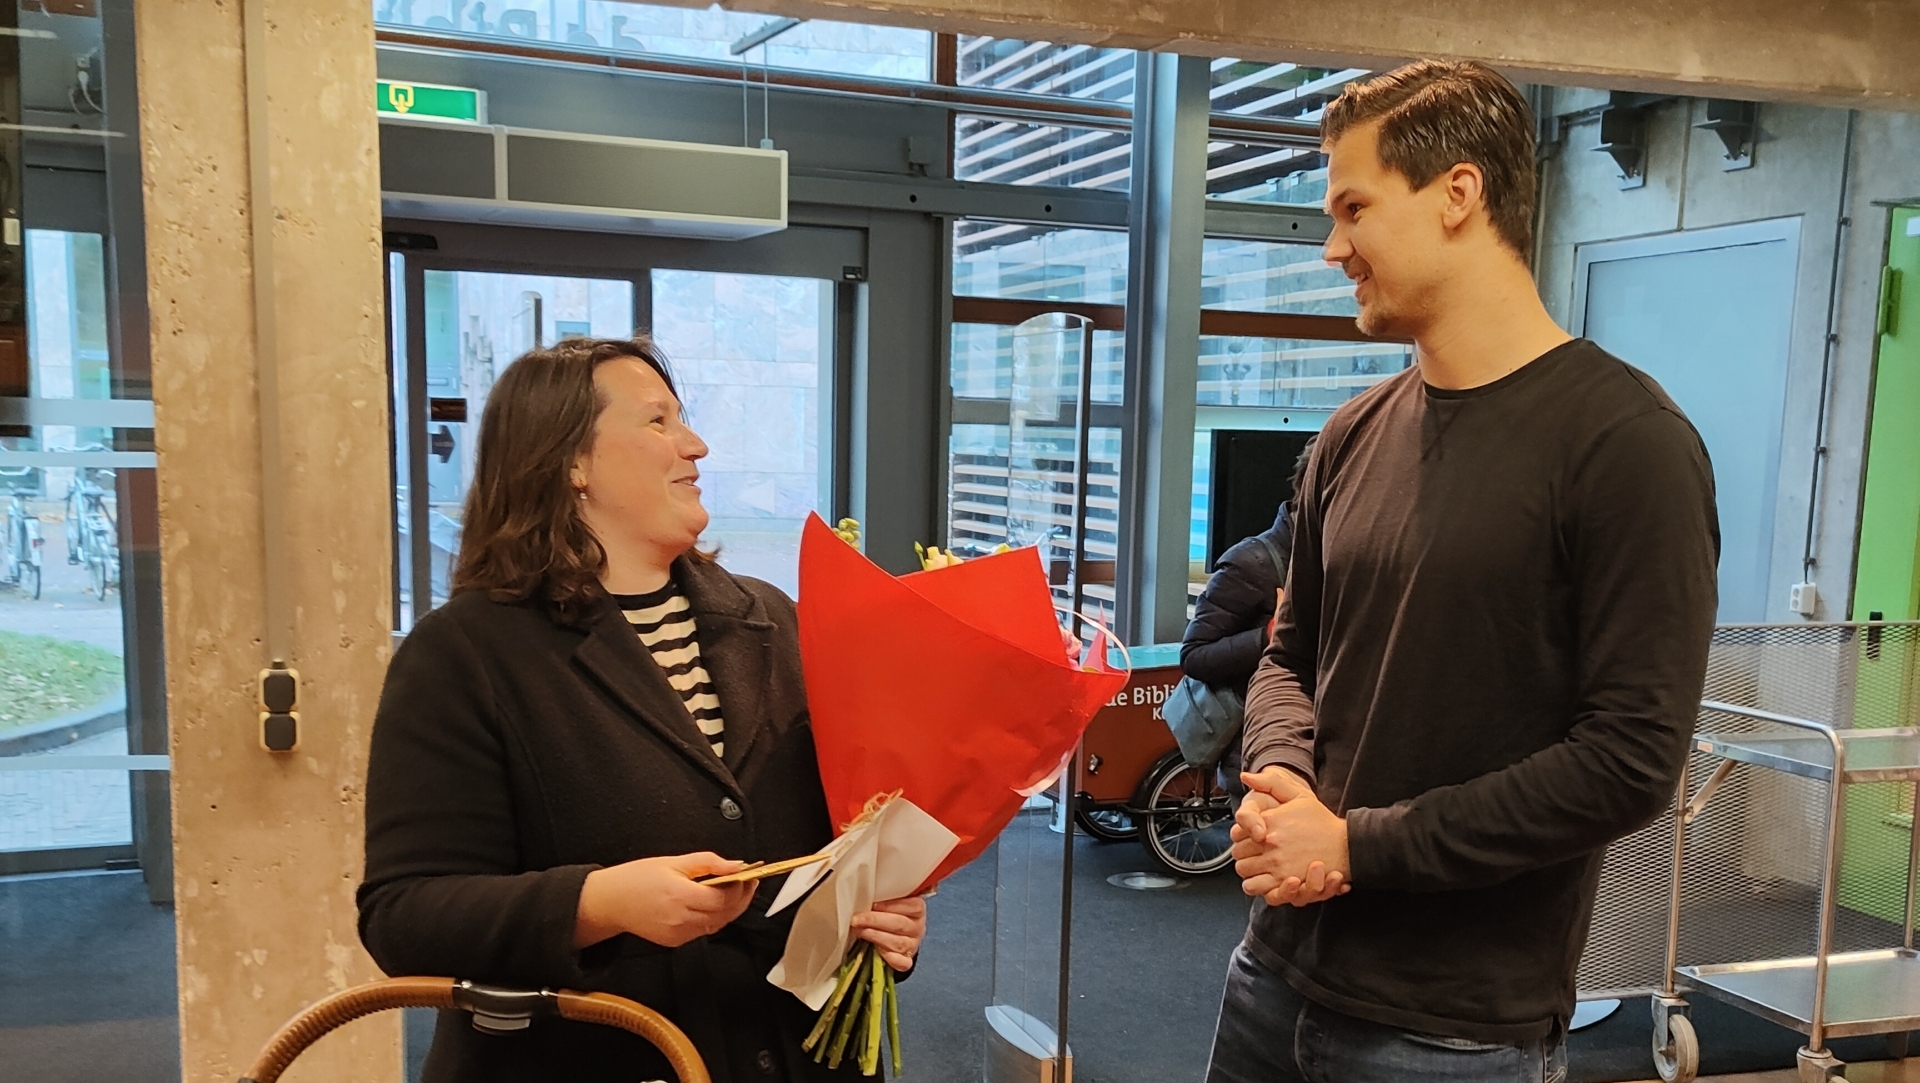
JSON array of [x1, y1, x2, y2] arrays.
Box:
[[1232, 766, 1353, 907]]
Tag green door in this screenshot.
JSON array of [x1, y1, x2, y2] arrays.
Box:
[[1838, 208, 1920, 924], [1855, 207, 1920, 623]]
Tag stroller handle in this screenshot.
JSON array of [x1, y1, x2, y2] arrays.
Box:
[[236, 976, 710, 1083]]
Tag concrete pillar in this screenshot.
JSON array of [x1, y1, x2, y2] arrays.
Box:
[[135, 2, 398, 1081], [1117, 53, 1208, 646]]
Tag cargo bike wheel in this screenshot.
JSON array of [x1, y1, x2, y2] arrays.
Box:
[[1135, 752, 1236, 877], [1074, 800, 1139, 841]]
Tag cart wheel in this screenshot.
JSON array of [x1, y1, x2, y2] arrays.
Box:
[[1653, 1013, 1699, 1083], [1074, 806, 1138, 841], [1136, 753, 1236, 877]]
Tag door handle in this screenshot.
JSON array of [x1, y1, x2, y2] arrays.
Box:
[[1877, 266, 1902, 338]]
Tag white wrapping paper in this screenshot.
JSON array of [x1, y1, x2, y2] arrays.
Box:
[[766, 796, 959, 1009]]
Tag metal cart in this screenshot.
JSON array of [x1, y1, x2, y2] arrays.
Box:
[[1653, 702, 1920, 1083]]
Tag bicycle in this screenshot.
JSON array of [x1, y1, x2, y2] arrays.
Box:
[[63, 450, 119, 600], [2, 467, 43, 601]]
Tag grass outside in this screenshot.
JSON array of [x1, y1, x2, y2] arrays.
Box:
[[0, 631, 123, 733]]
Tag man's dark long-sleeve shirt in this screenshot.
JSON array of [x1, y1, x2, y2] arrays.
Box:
[[1242, 339, 1719, 1043]]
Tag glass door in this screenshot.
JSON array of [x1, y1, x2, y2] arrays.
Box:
[[1, 7, 178, 1080], [392, 264, 637, 628], [649, 268, 834, 595], [387, 222, 861, 626], [385, 222, 860, 1081], [1, 229, 161, 875]]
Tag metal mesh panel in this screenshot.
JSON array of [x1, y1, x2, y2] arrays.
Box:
[[1577, 622, 1920, 997]]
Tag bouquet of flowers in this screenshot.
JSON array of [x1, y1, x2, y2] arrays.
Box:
[[763, 514, 1128, 1074]]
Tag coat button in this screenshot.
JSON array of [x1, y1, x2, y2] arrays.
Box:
[[756, 1049, 777, 1074], [719, 797, 743, 820]]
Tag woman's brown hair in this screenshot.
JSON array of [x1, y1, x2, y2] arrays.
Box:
[[451, 335, 680, 620]]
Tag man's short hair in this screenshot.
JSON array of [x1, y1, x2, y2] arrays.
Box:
[[1321, 60, 1537, 258]]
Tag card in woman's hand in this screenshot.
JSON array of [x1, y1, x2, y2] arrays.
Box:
[[696, 852, 831, 886]]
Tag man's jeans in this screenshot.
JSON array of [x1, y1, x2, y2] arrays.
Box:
[[1205, 945, 1569, 1083]]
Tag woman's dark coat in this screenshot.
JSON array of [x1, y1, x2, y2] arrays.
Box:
[[357, 555, 849, 1083], [1180, 504, 1293, 698]]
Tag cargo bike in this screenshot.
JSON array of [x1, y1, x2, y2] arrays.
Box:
[[1067, 642, 1238, 879]]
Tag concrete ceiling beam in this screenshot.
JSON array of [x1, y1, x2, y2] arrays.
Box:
[[690, 0, 1920, 110]]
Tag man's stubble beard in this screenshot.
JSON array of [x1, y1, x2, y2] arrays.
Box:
[[1354, 278, 1436, 342], [1356, 300, 1409, 341]]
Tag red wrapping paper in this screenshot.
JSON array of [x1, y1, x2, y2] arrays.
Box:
[[797, 514, 1128, 890]]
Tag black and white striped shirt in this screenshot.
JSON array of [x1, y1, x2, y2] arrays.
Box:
[[615, 582, 725, 759]]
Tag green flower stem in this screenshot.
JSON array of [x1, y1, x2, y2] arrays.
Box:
[[885, 963, 902, 1076], [826, 944, 871, 1068], [861, 947, 885, 1075], [803, 939, 911, 1076], [804, 948, 866, 1054]]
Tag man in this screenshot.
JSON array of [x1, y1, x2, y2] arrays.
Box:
[[1205, 60, 1719, 1083]]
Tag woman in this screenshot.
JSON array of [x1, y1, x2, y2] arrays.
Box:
[[358, 337, 925, 1082], [1180, 438, 1315, 787]]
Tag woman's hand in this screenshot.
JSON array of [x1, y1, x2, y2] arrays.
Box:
[[850, 896, 928, 972], [574, 852, 757, 950]]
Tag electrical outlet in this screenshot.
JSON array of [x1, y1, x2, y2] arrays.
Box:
[[1789, 582, 1819, 617], [259, 666, 299, 752]]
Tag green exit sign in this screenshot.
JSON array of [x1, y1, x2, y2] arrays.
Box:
[[377, 79, 488, 124]]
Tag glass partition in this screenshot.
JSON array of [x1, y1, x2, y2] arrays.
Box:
[[956, 36, 1133, 103], [1208, 60, 1368, 119], [953, 222, 1128, 305], [987, 791, 1072, 1080], [954, 115, 1131, 191], [983, 312, 1094, 1083], [1, 253, 149, 860], [1005, 313, 1086, 555], [1196, 336, 1410, 409], [1200, 238, 1358, 316], [1205, 62, 1368, 207], [1, 3, 177, 1079], [1204, 141, 1326, 205], [953, 322, 1122, 403]]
